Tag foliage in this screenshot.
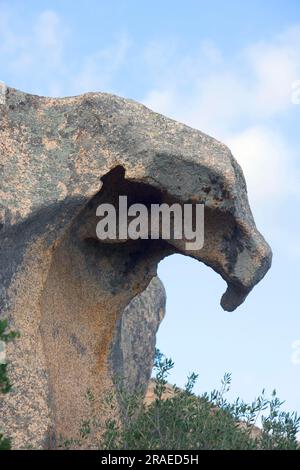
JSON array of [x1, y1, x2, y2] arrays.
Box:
[[99, 349, 300, 450], [0, 433, 11, 451], [0, 318, 20, 394], [0, 317, 20, 450]]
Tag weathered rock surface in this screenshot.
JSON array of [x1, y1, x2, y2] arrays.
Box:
[[0, 86, 272, 448], [111, 276, 166, 394]]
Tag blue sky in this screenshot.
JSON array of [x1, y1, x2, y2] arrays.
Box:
[[1, 0, 300, 414]]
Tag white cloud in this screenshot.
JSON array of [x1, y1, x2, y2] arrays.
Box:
[[0, 8, 131, 96], [143, 26, 300, 126], [33, 10, 65, 67], [68, 34, 131, 95], [143, 88, 176, 116], [244, 26, 300, 116], [142, 27, 300, 207], [0, 9, 65, 67], [226, 126, 295, 204], [0, 8, 67, 95]]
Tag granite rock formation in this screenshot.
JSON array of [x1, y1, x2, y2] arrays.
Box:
[[0, 86, 272, 448], [110, 276, 166, 394]]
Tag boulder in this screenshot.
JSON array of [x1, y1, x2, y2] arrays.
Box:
[[0, 86, 272, 448], [110, 276, 166, 395]]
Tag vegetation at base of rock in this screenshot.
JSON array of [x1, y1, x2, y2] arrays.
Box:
[[3, 341, 299, 450], [0, 433, 11, 450], [0, 318, 19, 394], [99, 350, 300, 450], [0, 317, 20, 450]]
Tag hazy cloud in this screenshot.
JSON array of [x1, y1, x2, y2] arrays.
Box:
[[0, 7, 131, 96], [142, 27, 300, 208]]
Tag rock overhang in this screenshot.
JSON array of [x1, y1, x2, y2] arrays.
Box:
[[0, 85, 273, 448], [0, 86, 272, 312]]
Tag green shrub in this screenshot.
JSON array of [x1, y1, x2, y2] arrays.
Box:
[[0, 317, 20, 450], [0, 433, 11, 450], [100, 350, 300, 450], [0, 318, 19, 394]]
